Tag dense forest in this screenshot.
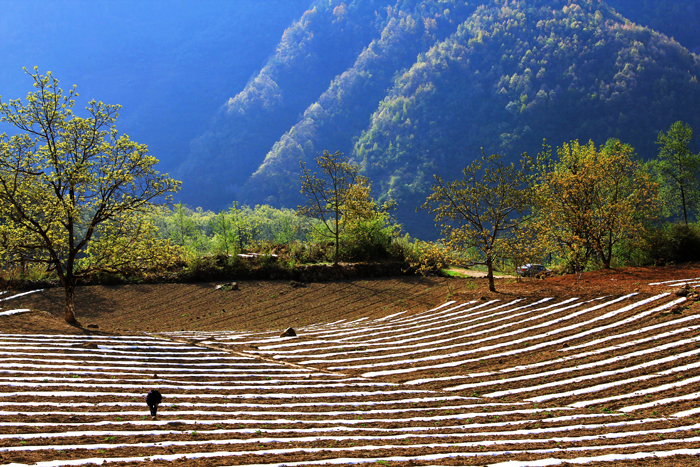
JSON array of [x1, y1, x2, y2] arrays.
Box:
[[175, 0, 700, 237]]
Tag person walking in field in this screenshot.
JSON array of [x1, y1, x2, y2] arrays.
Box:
[[146, 389, 163, 420]]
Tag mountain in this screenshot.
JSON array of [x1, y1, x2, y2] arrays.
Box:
[[177, 0, 700, 237]]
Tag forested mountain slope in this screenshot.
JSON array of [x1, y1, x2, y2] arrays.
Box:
[[177, 0, 700, 236]]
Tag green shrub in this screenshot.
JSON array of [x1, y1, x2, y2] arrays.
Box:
[[339, 217, 396, 262]]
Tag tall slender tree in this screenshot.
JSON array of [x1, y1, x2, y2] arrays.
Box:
[[650, 121, 700, 224], [421, 151, 535, 292], [298, 150, 360, 265]]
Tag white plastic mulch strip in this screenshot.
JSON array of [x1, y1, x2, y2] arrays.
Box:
[[0, 289, 42, 302], [359, 294, 662, 377], [0, 362, 312, 374], [649, 277, 700, 286], [409, 319, 700, 386], [0, 415, 650, 441], [0, 407, 579, 428], [674, 406, 700, 417], [0, 343, 223, 352], [390, 300, 502, 326], [486, 450, 700, 467], [0, 352, 255, 361], [0, 380, 398, 390], [6, 423, 700, 453], [573, 375, 700, 409], [0, 370, 321, 379], [0, 401, 527, 417], [255, 304, 489, 355], [663, 281, 700, 288], [265, 298, 562, 359], [375, 310, 409, 321], [0, 376, 365, 385], [522, 356, 700, 403], [226, 448, 700, 467], [316, 298, 599, 367], [0, 333, 168, 340], [0, 345, 218, 354], [251, 301, 483, 350], [0, 390, 431, 399], [0, 338, 190, 346], [4, 437, 700, 467], [445, 334, 700, 392], [557, 296, 691, 352], [322, 299, 530, 343], [619, 391, 700, 413], [0, 396, 468, 410], [0, 309, 30, 316]]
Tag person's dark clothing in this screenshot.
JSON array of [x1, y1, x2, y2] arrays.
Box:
[[146, 389, 162, 417]]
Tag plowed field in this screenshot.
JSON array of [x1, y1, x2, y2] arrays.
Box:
[[0, 265, 699, 467]]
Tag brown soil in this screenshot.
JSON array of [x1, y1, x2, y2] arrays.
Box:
[[4, 263, 697, 335], [0, 264, 699, 467]]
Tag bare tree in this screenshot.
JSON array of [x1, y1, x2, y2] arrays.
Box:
[[298, 150, 360, 265]]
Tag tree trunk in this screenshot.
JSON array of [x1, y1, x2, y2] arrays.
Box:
[[486, 257, 496, 292], [64, 279, 79, 326], [334, 213, 340, 266]]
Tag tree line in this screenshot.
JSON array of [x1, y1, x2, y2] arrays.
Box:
[[420, 121, 700, 291], [0, 69, 697, 324]]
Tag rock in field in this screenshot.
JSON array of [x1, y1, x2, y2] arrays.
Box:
[[280, 327, 296, 338]]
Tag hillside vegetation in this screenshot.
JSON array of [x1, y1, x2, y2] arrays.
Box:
[[177, 0, 700, 237]]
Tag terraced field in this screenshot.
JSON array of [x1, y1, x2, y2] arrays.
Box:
[[1, 276, 700, 466]]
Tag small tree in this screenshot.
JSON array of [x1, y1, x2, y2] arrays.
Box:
[[420, 151, 535, 292], [534, 139, 658, 270], [170, 203, 198, 249], [228, 203, 260, 253], [298, 150, 360, 265], [0, 68, 180, 324], [649, 121, 700, 224], [211, 209, 235, 256]]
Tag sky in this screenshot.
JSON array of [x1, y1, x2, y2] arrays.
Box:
[[0, 0, 307, 174]]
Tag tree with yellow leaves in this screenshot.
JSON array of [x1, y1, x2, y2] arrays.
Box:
[[533, 139, 658, 271], [0, 68, 181, 325], [421, 151, 535, 292]]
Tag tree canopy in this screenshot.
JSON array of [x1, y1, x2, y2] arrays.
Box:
[[649, 121, 700, 225], [0, 68, 181, 324], [298, 150, 361, 265], [421, 151, 534, 292], [533, 139, 658, 271]]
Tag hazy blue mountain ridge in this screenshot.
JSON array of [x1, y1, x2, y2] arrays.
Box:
[[606, 0, 700, 54], [0, 0, 309, 176], [177, 1, 392, 207]]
